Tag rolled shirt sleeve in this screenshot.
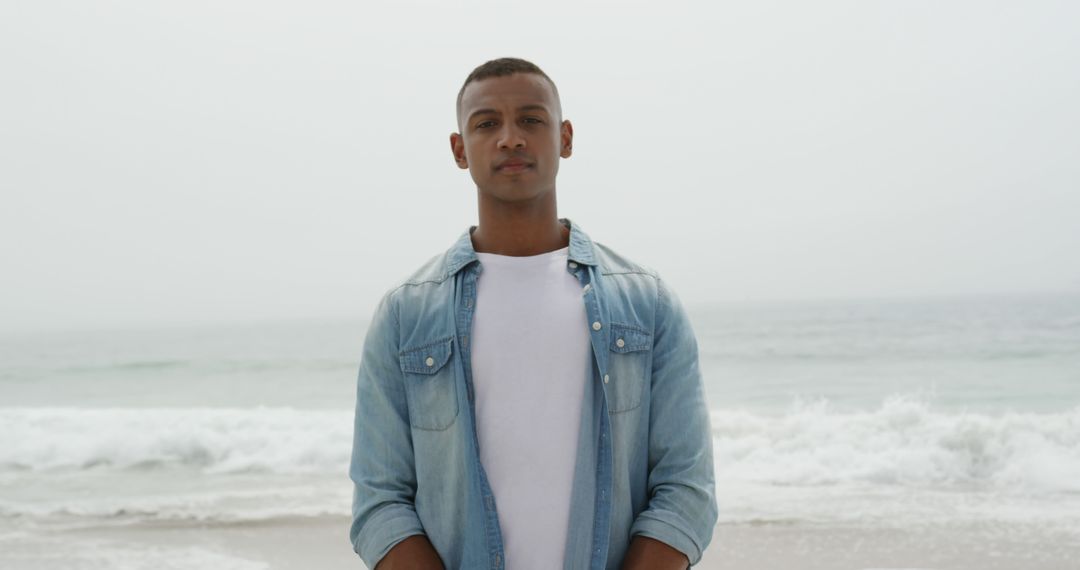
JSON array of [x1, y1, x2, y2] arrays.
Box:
[[628, 278, 718, 565], [349, 291, 427, 568]]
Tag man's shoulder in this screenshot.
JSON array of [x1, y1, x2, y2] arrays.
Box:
[[592, 240, 661, 281], [381, 250, 454, 301]]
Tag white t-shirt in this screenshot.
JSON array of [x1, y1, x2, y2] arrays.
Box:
[[470, 245, 592, 570]]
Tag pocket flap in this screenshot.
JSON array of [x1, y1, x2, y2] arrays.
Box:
[[399, 337, 454, 374], [609, 323, 652, 353]]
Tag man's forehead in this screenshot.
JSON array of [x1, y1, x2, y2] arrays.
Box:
[[460, 74, 558, 116]]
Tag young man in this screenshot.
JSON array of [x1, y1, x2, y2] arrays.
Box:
[[349, 58, 717, 570]]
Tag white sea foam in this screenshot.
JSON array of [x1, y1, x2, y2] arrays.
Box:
[[4, 399, 1078, 493], [710, 396, 1080, 493], [0, 483, 350, 523], [0, 407, 352, 474], [2, 399, 1079, 528], [710, 396, 1080, 528]]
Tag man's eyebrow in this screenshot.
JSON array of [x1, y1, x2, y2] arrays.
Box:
[[466, 104, 552, 123], [516, 104, 551, 114], [465, 109, 498, 122]]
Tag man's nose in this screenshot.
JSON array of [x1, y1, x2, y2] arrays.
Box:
[[497, 122, 526, 149]]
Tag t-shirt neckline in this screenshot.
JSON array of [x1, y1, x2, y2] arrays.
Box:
[[475, 246, 569, 267]]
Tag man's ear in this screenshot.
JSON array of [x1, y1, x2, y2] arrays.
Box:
[[560, 120, 574, 159], [449, 132, 468, 169]]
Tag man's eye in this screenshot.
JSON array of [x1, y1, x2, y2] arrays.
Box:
[[477, 121, 495, 129], [524, 117, 543, 124]]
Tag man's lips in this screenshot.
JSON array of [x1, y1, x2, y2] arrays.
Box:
[[496, 159, 532, 171]]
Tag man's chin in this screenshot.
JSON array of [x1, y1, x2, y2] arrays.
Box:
[[483, 185, 550, 203]]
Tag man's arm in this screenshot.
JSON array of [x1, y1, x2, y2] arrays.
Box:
[[349, 292, 441, 569], [625, 278, 718, 567], [620, 535, 689, 570], [374, 535, 445, 570]]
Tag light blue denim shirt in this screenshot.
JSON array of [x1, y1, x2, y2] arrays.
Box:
[[349, 218, 717, 569]]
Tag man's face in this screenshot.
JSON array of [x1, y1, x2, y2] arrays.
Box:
[[450, 73, 573, 204]]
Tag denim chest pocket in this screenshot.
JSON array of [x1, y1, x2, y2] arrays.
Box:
[[398, 337, 460, 431], [606, 323, 652, 413]]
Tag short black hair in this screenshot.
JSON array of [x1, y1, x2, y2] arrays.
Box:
[[456, 57, 562, 130]]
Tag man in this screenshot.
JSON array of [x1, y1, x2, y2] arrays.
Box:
[[349, 57, 717, 570]]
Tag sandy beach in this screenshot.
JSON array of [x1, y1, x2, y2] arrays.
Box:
[[4, 514, 1078, 570]]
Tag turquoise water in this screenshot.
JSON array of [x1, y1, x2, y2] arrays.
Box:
[[697, 292, 1080, 414], [4, 292, 1078, 413]]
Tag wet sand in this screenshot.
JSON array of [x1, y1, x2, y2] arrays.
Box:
[[4, 515, 1078, 569]]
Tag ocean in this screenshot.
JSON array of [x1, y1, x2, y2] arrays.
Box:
[[2, 292, 1078, 569]]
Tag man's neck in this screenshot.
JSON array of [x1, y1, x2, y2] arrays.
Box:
[[470, 200, 569, 257]]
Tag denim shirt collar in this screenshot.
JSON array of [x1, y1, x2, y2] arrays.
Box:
[[445, 217, 597, 277]]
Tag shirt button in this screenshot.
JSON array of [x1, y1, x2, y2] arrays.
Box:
[[582, 283, 592, 294], [569, 261, 578, 269], [425, 356, 435, 367], [592, 321, 602, 331], [616, 338, 625, 348], [603, 374, 609, 384]]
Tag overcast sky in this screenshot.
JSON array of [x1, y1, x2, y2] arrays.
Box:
[[2, 0, 1078, 332]]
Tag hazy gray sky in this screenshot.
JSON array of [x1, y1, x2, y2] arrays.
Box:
[[2, 0, 1078, 332]]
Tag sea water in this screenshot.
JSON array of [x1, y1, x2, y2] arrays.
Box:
[[2, 292, 1078, 565]]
